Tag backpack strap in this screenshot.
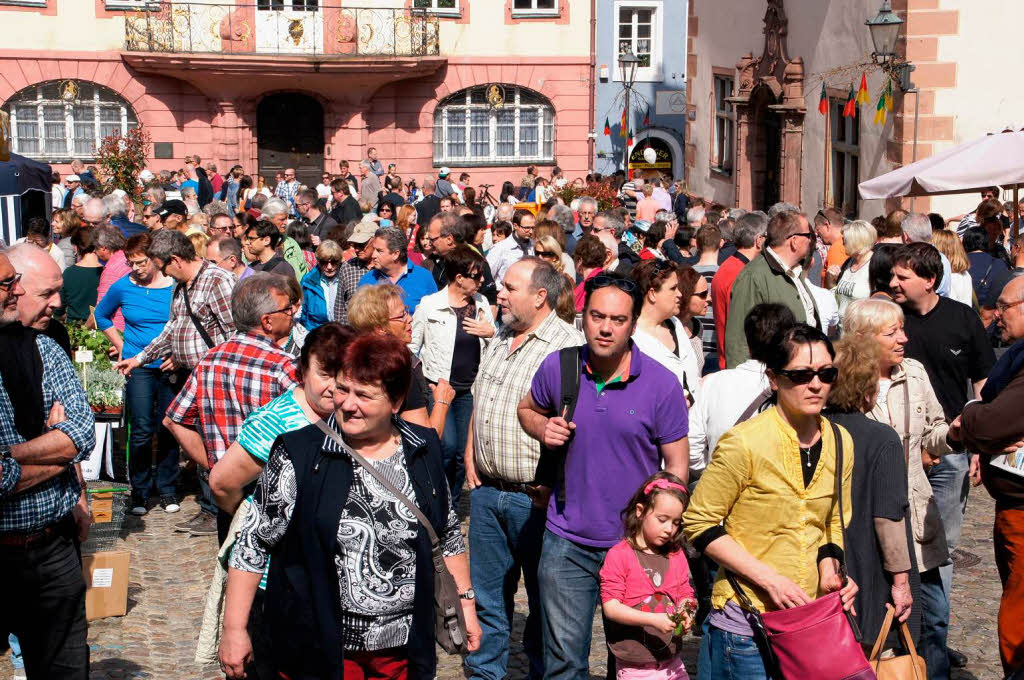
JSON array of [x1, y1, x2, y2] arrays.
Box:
[[534, 346, 581, 502]]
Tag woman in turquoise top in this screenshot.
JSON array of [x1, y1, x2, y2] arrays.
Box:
[[94, 233, 177, 515]]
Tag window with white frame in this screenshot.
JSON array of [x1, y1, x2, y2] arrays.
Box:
[[830, 98, 860, 217], [3, 81, 138, 162], [433, 86, 555, 165], [512, 0, 558, 15], [413, 0, 459, 13], [614, 1, 662, 82], [712, 74, 734, 175]]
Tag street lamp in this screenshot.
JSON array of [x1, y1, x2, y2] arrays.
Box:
[[618, 49, 640, 172], [866, 0, 914, 92]]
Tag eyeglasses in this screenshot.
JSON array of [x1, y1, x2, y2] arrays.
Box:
[[692, 289, 709, 299], [318, 259, 340, 267], [535, 250, 558, 261], [774, 366, 839, 385], [127, 257, 151, 268], [995, 299, 1024, 314], [389, 309, 411, 322], [0, 272, 23, 291], [265, 305, 295, 318], [789, 231, 816, 241]]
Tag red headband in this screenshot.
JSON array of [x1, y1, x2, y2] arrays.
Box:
[[644, 479, 689, 496]]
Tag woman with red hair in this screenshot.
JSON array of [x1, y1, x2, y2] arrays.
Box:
[[222, 332, 480, 680]]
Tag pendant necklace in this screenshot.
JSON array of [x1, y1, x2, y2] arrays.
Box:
[[799, 445, 812, 468]]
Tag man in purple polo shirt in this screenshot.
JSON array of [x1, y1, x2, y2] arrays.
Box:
[[518, 272, 690, 680]]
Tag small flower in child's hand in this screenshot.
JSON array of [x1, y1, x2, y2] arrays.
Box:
[[671, 598, 698, 636]]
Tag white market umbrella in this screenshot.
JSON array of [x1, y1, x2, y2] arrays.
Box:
[[858, 125, 1024, 199]]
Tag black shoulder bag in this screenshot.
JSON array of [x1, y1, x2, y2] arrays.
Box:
[[180, 282, 216, 350]]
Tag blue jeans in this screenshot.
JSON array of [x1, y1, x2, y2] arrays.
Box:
[[538, 529, 608, 680], [697, 621, 767, 680], [464, 485, 546, 680], [125, 367, 180, 499], [440, 390, 473, 509], [928, 451, 970, 594], [919, 567, 949, 680]]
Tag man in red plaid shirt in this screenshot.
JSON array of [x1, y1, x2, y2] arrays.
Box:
[[164, 273, 299, 540]]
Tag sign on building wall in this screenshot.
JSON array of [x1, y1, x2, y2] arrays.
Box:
[[655, 90, 685, 116], [628, 137, 674, 176]]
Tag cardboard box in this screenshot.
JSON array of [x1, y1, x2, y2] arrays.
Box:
[[82, 550, 130, 621]]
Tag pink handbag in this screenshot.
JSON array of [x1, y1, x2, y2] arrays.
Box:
[[725, 422, 876, 680]]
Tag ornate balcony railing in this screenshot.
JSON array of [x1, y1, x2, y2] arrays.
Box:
[[124, 2, 440, 58]]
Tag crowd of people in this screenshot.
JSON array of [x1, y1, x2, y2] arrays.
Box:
[[1, 148, 1022, 680]]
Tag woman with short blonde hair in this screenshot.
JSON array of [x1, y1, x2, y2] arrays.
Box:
[[835, 220, 879, 319]]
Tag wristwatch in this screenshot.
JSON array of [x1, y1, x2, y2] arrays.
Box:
[[459, 588, 476, 601], [0, 445, 11, 460]]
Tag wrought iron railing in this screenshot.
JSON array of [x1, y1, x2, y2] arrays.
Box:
[[123, 2, 440, 57]]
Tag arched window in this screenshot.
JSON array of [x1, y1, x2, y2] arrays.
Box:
[[2, 81, 139, 161], [433, 85, 554, 165]]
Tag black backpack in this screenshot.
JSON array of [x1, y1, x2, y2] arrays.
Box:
[[534, 346, 582, 503]]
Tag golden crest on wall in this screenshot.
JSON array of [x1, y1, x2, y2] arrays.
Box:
[[486, 84, 505, 110], [59, 80, 79, 103], [288, 19, 304, 45]]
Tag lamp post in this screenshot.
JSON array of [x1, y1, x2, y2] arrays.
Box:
[[619, 49, 640, 173]]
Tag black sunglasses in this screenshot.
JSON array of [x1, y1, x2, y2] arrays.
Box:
[[789, 231, 816, 241], [586, 274, 638, 295], [775, 366, 838, 385], [692, 289, 709, 299]]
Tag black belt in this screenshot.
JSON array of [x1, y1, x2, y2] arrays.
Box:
[[480, 475, 540, 494]]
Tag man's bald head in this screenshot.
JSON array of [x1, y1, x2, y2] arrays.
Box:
[[596, 231, 618, 267], [7, 243, 63, 330]]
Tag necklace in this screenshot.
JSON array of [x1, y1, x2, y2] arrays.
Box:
[[799, 445, 813, 468]]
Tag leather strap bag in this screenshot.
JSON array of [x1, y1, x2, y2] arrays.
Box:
[[725, 422, 875, 680], [314, 420, 469, 655], [180, 281, 216, 350], [867, 605, 927, 680]]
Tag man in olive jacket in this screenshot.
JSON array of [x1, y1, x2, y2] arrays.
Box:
[[723, 210, 819, 367]]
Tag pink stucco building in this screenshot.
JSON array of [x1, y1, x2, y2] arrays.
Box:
[[1, 1, 594, 188]]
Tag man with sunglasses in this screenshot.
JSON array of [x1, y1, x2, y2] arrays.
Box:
[[163, 273, 298, 544], [724, 210, 820, 368], [0, 250, 96, 680], [519, 272, 690, 680], [294, 188, 337, 246]]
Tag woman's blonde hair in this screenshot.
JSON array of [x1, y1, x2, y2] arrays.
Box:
[[535, 235, 565, 273], [842, 220, 877, 258], [931, 229, 969, 274], [315, 239, 344, 262], [828, 336, 881, 412], [348, 283, 404, 333], [842, 298, 904, 338], [188, 231, 209, 258], [534, 220, 566, 250]]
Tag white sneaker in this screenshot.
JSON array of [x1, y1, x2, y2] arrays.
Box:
[[160, 495, 181, 513]]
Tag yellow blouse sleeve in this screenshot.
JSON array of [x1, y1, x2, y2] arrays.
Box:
[[683, 427, 752, 543]]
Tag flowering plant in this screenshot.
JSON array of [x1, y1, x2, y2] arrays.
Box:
[[95, 126, 151, 199], [555, 180, 621, 212]]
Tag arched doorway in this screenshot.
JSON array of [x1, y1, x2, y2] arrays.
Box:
[[748, 86, 781, 210], [257, 93, 324, 188], [627, 129, 684, 180]]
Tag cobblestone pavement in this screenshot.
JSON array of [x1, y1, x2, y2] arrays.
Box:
[[2, 483, 1005, 679]]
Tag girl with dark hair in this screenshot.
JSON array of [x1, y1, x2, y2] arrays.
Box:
[[600, 471, 696, 679], [500, 181, 518, 205], [869, 243, 902, 300], [61, 227, 103, 322], [684, 324, 858, 680]]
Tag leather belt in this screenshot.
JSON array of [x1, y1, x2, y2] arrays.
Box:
[[480, 475, 540, 495], [0, 518, 72, 548]]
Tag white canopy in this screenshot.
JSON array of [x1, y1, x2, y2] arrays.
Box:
[[858, 125, 1024, 199]]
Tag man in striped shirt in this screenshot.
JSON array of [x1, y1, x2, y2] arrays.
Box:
[[463, 258, 583, 680]]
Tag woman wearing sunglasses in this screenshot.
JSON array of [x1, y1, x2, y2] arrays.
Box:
[[676, 265, 712, 376], [843, 298, 951, 674], [684, 323, 858, 680]]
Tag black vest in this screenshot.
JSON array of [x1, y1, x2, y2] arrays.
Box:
[[264, 418, 451, 680]]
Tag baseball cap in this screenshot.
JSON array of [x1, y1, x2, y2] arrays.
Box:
[[633, 220, 652, 233], [138, 169, 155, 182], [438, 167, 450, 178], [156, 199, 188, 219], [66, 174, 81, 182], [348, 220, 378, 244]]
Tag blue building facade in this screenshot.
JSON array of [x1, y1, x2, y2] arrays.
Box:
[[594, 0, 687, 180]]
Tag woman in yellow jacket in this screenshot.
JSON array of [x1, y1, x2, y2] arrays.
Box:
[[683, 323, 859, 680]]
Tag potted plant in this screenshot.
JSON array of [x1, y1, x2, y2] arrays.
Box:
[[82, 365, 126, 415]]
